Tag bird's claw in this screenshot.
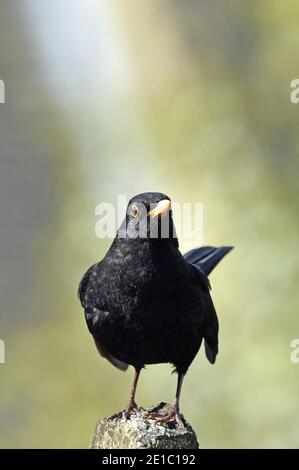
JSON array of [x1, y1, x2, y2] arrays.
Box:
[[144, 407, 185, 428], [124, 401, 142, 418], [107, 401, 142, 421], [158, 410, 185, 428], [106, 410, 124, 421]]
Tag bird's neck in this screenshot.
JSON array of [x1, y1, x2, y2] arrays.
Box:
[[108, 236, 179, 262]]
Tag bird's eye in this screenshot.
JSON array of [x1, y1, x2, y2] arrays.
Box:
[[131, 205, 139, 218]]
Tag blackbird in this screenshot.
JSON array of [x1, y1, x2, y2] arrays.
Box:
[[78, 192, 232, 425]]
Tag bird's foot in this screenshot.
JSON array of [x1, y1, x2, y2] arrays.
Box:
[[156, 410, 185, 427], [107, 401, 142, 422], [106, 410, 124, 421], [125, 400, 142, 417], [145, 405, 185, 428]]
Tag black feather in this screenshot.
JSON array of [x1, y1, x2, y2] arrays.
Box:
[[184, 246, 233, 276]]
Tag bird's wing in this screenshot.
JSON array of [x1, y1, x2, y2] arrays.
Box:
[[188, 263, 219, 364], [202, 301, 219, 364], [78, 262, 98, 306], [78, 262, 129, 372], [184, 245, 233, 364]]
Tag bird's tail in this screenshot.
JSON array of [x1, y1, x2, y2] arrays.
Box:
[[184, 246, 233, 276]]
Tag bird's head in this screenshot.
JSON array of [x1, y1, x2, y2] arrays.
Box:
[[118, 192, 178, 246]]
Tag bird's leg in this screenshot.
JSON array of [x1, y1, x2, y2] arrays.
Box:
[[108, 367, 142, 421], [124, 367, 142, 417], [146, 372, 185, 427]]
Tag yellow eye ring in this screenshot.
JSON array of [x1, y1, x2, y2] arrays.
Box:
[[131, 205, 139, 218]]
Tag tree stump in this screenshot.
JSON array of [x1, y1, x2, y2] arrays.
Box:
[[90, 402, 199, 449]]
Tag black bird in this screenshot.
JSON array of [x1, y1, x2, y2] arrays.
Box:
[[78, 192, 232, 425]]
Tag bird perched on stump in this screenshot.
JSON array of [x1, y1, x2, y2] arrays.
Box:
[[78, 192, 233, 426]]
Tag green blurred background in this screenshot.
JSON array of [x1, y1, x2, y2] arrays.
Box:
[[0, 0, 299, 448]]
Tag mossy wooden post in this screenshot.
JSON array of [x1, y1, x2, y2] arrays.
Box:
[[89, 402, 199, 449]]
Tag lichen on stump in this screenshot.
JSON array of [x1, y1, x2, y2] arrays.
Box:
[[90, 402, 199, 449]]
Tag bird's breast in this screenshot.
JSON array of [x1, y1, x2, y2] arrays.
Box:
[[92, 246, 203, 367]]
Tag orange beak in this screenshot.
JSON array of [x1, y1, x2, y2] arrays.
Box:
[[148, 199, 171, 218]]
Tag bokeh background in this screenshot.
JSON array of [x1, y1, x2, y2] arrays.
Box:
[[1, 0, 299, 448]]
